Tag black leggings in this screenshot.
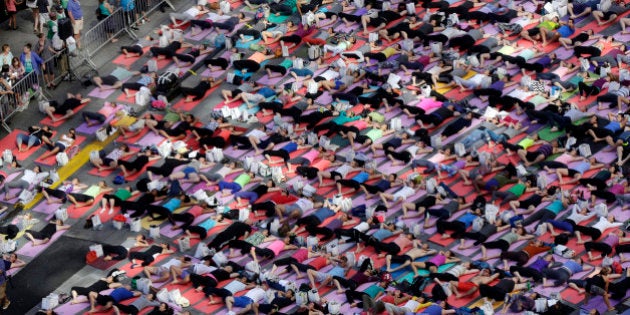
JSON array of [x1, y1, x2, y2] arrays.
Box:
[[482, 239, 511, 252], [449, 34, 476, 50], [584, 241, 612, 256], [207, 222, 252, 250], [190, 19, 213, 30], [128, 251, 156, 266], [233, 60, 261, 72], [204, 57, 229, 69], [578, 82, 600, 97], [436, 220, 467, 238], [280, 34, 302, 44]]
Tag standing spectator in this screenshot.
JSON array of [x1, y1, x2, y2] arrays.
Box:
[[121, 0, 138, 30], [9, 57, 25, 80], [36, 0, 50, 35], [0, 257, 9, 310], [97, 0, 117, 42], [67, 0, 83, 49], [27, 0, 40, 34], [35, 33, 57, 89], [5, 0, 18, 30], [0, 45, 13, 68], [20, 44, 45, 75]]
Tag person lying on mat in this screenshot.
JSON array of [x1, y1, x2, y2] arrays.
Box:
[[181, 77, 223, 103], [384, 242, 436, 273], [24, 219, 70, 246], [42, 93, 91, 122], [145, 111, 197, 141], [2, 165, 48, 201], [41, 177, 87, 204], [112, 292, 161, 315], [2, 253, 25, 270], [16, 125, 53, 152], [129, 243, 173, 268], [116, 148, 160, 179], [436, 267, 500, 300], [120, 35, 156, 58], [101, 245, 129, 261], [70, 269, 125, 304], [87, 286, 142, 314], [37, 128, 76, 161], [169, 4, 209, 28], [100, 186, 140, 215], [90, 144, 134, 172], [67, 181, 113, 208], [121, 72, 158, 98]]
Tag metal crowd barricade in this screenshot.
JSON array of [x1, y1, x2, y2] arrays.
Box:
[[126, 0, 176, 34], [0, 71, 44, 132], [81, 8, 135, 69]]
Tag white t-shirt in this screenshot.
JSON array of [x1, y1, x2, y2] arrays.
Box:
[[185, 7, 200, 16], [354, 222, 370, 232], [247, 129, 267, 139], [296, 198, 314, 212], [224, 280, 247, 294], [320, 69, 339, 81], [393, 186, 415, 201], [245, 287, 266, 302]]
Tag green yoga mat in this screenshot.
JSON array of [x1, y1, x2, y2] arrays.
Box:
[[396, 263, 457, 283], [537, 126, 565, 142], [268, 14, 291, 24], [529, 95, 549, 106]]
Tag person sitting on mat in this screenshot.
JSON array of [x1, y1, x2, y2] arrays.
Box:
[[42, 93, 91, 122], [24, 219, 70, 246]]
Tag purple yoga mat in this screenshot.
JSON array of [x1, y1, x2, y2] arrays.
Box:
[[614, 33, 630, 42], [32, 201, 60, 214], [54, 301, 90, 315], [334, 23, 359, 34], [593, 148, 617, 165], [451, 242, 481, 257], [200, 68, 227, 78], [553, 46, 575, 60], [256, 74, 285, 86], [160, 223, 184, 238], [16, 230, 66, 257], [184, 28, 213, 41], [88, 87, 119, 99], [482, 23, 499, 36], [75, 121, 105, 135], [316, 92, 333, 104], [137, 132, 166, 147]]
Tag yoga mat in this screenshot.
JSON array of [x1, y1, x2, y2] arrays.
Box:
[[34, 135, 87, 166], [31, 200, 61, 214], [256, 74, 285, 86], [54, 301, 89, 315], [88, 87, 119, 99], [87, 256, 120, 270], [40, 101, 91, 127], [137, 132, 166, 147], [112, 47, 150, 66], [172, 85, 220, 111], [67, 196, 103, 219], [560, 287, 585, 305]]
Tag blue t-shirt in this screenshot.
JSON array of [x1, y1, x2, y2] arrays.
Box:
[[199, 219, 217, 231], [110, 288, 134, 303], [67, 0, 83, 19], [120, 0, 135, 11], [163, 199, 182, 212], [282, 142, 298, 153], [329, 266, 345, 278], [564, 260, 582, 274], [545, 200, 564, 215], [313, 207, 335, 222], [352, 171, 369, 183], [458, 213, 478, 228], [258, 86, 276, 98], [375, 179, 391, 191], [371, 229, 393, 241], [421, 305, 444, 315]]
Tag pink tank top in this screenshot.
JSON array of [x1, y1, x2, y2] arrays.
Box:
[[267, 240, 285, 256], [428, 254, 446, 266]]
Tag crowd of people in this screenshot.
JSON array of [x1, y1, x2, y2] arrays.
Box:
[[4, 0, 630, 314]]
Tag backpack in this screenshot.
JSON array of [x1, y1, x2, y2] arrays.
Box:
[[157, 71, 178, 92], [254, 7, 265, 20], [95, 7, 106, 21], [113, 175, 125, 185], [308, 45, 321, 61]]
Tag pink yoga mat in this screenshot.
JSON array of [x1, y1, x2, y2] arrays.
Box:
[[54, 301, 90, 315], [16, 230, 66, 257], [88, 87, 119, 99]]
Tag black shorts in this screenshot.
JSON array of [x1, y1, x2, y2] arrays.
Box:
[[101, 75, 119, 86], [69, 193, 93, 203], [527, 28, 540, 36], [330, 171, 342, 180], [424, 261, 437, 269], [96, 294, 114, 306]]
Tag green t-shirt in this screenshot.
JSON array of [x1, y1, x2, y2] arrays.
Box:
[[507, 183, 526, 197], [61, 0, 68, 9], [332, 112, 359, 125], [280, 59, 293, 69], [234, 173, 251, 188], [546, 200, 564, 214], [539, 20, 558, 31], [114, 189, 132, 201], [518, 138, 534, 149], [83, 185, 101, 198], [366, 129, 383, 141], [368, 112, 385, 123], [47, 20, 58, 40]]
